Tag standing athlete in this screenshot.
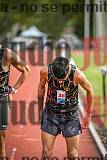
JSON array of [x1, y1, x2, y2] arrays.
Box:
[[0, 44, 31, 157], [38, 57, 94, 159]]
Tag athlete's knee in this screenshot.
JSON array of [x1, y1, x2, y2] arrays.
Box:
[[0, 130, 6, 142], [42, 147, 53, 157], [67, 147, 78, 158]]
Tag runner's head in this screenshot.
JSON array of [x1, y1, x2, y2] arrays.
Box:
[[52, 57, 69, 79]]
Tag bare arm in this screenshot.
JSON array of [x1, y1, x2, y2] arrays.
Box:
[[38, 67, 48, 120], [6, 48, 31, 91], [75, 68, 94, 115], [74, 68, 94, 128]]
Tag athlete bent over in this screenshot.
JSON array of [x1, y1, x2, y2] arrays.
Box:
[[38, 57, 94, 159], [0, 44, 31, 157]]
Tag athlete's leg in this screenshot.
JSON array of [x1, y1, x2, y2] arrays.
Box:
[[65, 135, 80, 158], [0, 96, 8, 157], [0, 130, 7, 157], [41, 130, 56, 160]]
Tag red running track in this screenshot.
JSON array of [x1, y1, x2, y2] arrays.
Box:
[[6, 52, 100, 160]]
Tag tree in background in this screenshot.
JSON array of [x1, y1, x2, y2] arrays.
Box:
[[0, 0, 93, 39]]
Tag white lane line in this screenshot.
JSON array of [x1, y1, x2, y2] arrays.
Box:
[[10, 147, 17, 160], [71, 58, 107, 156], [11, 134, 27, 138], [79, 96, 107, 156], [20, 125, 24, 129], [25, 138, 39, 142]]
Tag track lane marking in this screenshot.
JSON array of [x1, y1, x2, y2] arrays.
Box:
[[10, 147, 17, 160]]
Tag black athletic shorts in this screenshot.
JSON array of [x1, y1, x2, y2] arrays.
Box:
[[0, 96, 9, 130], [41, 107, 82, 138]]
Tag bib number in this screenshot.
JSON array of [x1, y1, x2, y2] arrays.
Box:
[[57, 90, 65, 105]]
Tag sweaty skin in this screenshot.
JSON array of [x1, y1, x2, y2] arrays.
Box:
[[3, 48, 31, 89], [74, 68, 94, 128], [38, 64, 94, 159], [38, 65, 94, 128], [3, 48, 31, 102], [38, 66, 48, 121]]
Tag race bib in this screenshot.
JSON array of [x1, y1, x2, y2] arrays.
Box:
[[57, 90, 65, 105]]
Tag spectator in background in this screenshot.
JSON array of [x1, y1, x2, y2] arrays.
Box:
[[56, 38, 71, 61]]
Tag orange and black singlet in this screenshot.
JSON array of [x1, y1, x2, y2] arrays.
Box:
[[0, 45, 10, 97], [45, 63, 79, 113]]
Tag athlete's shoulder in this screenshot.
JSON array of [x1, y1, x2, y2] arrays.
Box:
[[40, 65, 48, 72], [2, 47, 12, 64], [75, 67, 83, 77], [3, 48, 15, 62], [40, 65, 48, 78], [74, 67, 85, 84], [74, 67, 87, 84]]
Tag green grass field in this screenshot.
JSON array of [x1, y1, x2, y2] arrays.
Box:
[[72, 50, 107, 117], [72, 50, 106, 96]]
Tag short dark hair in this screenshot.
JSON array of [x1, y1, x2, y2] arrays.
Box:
[[52, 57, 69, 79]]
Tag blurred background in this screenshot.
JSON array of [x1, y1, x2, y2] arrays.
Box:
[[0, 0, 107, 159]]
